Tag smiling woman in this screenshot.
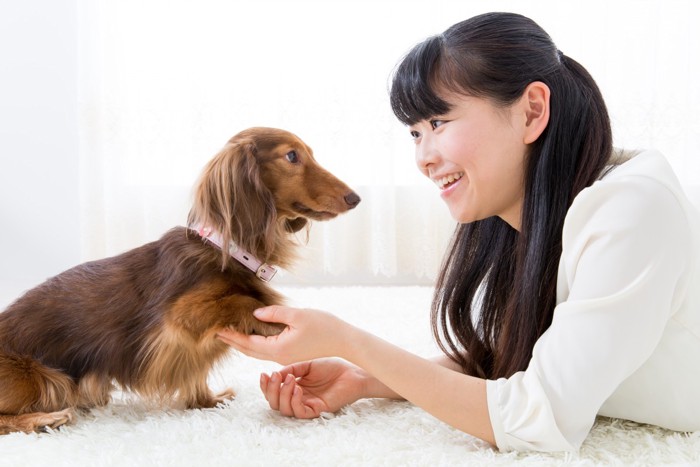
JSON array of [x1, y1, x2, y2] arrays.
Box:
[[68, 0, 700, 285]]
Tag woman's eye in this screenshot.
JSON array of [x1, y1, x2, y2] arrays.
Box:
[[430, 120, 445, 129], [409, 130, 420, 139], [286, 150, 299, 163]]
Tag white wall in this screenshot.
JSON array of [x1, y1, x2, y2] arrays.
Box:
[[0, 0, 81, 307], [1, 1, 698, 307]]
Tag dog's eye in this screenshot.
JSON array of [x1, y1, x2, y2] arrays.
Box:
[[286, 151, 299, 164]]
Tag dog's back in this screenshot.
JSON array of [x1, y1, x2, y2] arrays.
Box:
[[2, 228, 190, 381]]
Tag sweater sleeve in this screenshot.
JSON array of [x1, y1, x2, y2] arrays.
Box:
[[486, 173, 691, 452]]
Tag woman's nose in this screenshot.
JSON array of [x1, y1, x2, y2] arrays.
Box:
[[415, 135, 439, 172]]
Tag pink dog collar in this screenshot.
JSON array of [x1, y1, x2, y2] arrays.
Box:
[[193, 226, 277, 282]]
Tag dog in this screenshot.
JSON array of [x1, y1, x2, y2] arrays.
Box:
[[0, 127, 360, 435]]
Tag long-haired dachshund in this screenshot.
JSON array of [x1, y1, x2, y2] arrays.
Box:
[[0, 127, 360, 435]]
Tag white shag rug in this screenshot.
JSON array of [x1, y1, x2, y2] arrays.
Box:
[[2, 286, 699, 467]]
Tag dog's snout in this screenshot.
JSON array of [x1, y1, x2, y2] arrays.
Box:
[[344, 192, 361, 209]]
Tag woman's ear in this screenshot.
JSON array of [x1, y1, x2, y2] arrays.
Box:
[[520, 81, 550, 144]]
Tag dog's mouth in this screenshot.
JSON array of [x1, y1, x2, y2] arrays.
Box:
[[292, 202, 338, 220], [284, 217, 308, 233]]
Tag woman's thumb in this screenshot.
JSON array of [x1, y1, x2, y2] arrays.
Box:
[[254, 305, 288, 323]]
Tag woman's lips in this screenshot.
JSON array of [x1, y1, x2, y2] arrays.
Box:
[[439, 177, 462, 198]]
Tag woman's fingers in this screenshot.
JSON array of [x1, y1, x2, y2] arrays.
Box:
[[216, 329, 280, 361], [216, 328, 259, 350], [254, 305, 292, 324], [263, 371, 316, 418], [283, 361, 312, 379], [260, 373, 270, 402], [260, 373, 273, 403], [276, 377, 318, 419], [290, 386, 321, 419], [277, 374, 297, 416], [216, 306, 293, 348], [267, 372, 284, 411]]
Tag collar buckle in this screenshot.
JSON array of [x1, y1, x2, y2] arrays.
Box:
[[255, 263, 277, 282]]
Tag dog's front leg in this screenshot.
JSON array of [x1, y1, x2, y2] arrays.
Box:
[[170, 289, 285, 339], [184, 381, 235, 410], [214, 294, 286, 336], [143, 292, 280, 409]]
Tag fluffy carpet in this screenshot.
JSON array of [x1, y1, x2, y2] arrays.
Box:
[[2, 286, 699, 466]]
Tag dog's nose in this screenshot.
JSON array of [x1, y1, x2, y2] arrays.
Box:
[[344, 192, 361, 208]]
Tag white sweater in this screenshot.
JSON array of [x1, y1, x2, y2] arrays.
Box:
[[486, 150, 700, 451]]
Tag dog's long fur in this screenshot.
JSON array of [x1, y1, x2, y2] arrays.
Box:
[[0, 127, 360, 435]]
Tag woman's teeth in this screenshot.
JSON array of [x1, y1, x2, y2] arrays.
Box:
[[435, 172, 464, 189]]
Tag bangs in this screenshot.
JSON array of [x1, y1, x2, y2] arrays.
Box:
[[389, 35, 453, 126]]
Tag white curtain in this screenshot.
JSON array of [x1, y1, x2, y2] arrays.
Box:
[[76, 0, 700, 285]]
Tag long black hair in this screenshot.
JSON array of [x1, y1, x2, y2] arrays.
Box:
[[390, 12, 612, 379]]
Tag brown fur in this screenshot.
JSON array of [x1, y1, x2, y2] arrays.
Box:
[[0, 127, 360, 434]]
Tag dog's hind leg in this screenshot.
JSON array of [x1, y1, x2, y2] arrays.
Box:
[[0, 409, 74, 435], [0, 353, 78, 434]]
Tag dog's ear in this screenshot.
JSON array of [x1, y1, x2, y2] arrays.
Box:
[[188, 139, 277, 266], [284, 217, 308, 233]]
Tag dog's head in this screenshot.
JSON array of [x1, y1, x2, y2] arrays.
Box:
[[188, 127, 360, 267]]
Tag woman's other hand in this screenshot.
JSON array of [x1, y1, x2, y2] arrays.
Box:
[[260, 358, 369, 419]]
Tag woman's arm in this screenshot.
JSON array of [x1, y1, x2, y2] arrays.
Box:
[[218, 307, 495, 445], [344, 322, 495, 444], [357, 354, 465, 400]]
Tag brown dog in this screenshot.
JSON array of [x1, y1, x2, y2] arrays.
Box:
[[0, 127, 360, 435]]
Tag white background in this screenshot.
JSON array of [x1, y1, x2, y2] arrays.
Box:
[[1, 0, 699, 306]]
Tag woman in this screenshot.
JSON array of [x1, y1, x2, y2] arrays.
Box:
[[218, 12, 700, 451]]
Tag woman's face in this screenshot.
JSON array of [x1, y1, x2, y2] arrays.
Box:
[[410, 92, 528, 230]]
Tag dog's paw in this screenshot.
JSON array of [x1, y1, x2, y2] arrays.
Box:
[[187, 389, 236, 409], [233, 315, 286, 337], [38, 408, 75, 432], [213, 388, 236, 405], [250, 320, 286, 337]]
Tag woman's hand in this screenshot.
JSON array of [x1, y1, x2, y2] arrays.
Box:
[[218, 306, 494, 445], [216, 305, 348, 365], [218, 306, 404, 419], [259, 358, 368, 419]]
